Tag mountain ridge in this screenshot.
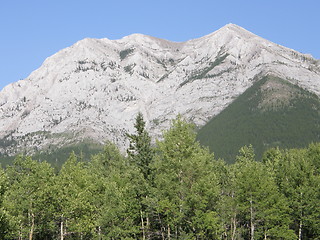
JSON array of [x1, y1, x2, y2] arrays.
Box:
[[0, 24, 319, 156]]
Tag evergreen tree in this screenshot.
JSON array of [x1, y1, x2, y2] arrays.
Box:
[[126, 112, 155, 239], [0, 118, 319, 239], [127, 112, 154, 180]]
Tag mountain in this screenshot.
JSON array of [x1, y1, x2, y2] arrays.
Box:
[[0, 24, 320, 157], [197, 75, 320, 163]]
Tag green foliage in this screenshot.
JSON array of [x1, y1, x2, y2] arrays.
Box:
[[197, 75, 320, 163], [0, 140, 103, 169], [0, 167, 8, 238], [56, 152, 102, 239], [152, 116, 222, 238], [124, 63, 136, 74], [119, 48, 135, 60], [126, 112, 154, 180], [0, 156, 15, 168], [91, 141, 143, 239], [233, 146, 296, 239], [0, 117, 318, 239], [3, 156, 56, 239], [180, 53, 229, 87], [0, 138, 17, 149], [31, 141, 103, 169], [126, 113, 155, 239], [273, 148, 320, 238]]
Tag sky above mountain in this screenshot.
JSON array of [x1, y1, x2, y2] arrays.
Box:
[[0, 0, 319, 91]]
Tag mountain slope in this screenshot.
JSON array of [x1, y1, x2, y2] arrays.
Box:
[[0, 24, 319, 156], [197, 75, 320, 162]]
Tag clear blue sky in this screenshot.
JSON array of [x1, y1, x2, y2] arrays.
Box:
[[0, 0, 319, 90]]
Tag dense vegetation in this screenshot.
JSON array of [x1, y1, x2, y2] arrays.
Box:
[[31, 141, 103, 169], [197, 75, 320, 163], [0, 115, 319, 239], [0, 140, 103, 169]]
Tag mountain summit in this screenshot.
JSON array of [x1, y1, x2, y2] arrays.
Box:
[[0, 24, 319, 156]]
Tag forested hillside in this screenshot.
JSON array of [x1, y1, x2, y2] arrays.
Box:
[[197, 75, 320, 162], [0, 115, 319, 239]]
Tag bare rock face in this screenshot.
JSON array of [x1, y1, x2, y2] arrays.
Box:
[[0, 24, 319, 155]]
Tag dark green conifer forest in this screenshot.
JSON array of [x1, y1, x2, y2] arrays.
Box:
[[0, 115, 319, 239]]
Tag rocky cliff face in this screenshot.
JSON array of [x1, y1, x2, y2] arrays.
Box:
[[0, 24, 319, 155]]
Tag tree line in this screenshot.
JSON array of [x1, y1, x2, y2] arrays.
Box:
[[0, 113, 319, 239]]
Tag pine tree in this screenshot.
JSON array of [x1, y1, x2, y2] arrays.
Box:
[[127, 112, 154, 180], [126, 113, 155, 239]]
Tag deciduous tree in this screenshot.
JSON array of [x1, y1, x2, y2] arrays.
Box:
[[152, 116, 222, 239]]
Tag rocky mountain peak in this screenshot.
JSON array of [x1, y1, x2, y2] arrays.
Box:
[[0, 25, 319, 156]]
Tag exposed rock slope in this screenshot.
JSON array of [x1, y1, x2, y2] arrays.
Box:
[[0, 24, 319, 155]]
